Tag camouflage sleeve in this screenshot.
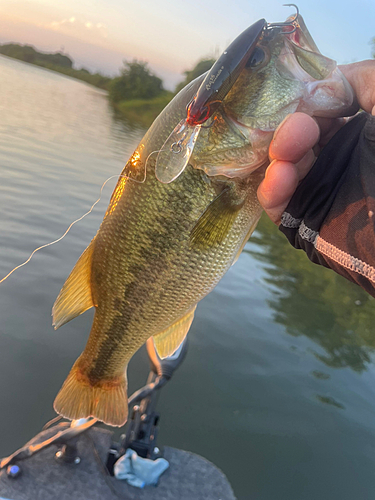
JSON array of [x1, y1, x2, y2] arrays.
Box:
[[279, 112, 375, 297]]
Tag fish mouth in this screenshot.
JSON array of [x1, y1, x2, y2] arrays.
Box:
[[277, 36, 358, 119], [304, 69, 359, 118]]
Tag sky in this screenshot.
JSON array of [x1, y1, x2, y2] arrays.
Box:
[[1, 0, 374, 90]]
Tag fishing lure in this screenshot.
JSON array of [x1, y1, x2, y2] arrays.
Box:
[[155, 5, 300, 184]]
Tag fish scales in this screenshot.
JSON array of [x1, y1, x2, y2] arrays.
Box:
[[52, 14, 356, 425], [54, 159, 263, 424], [86, 167, 262, 376]]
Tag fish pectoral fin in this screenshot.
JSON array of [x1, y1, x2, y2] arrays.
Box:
[[153, 306, 197, 359], [52, 241, 95, 329], [189, 187, 244, 249], [231, 212, 262, 266]]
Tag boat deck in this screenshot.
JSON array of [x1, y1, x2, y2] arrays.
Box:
[[0, 426, 236, 500]]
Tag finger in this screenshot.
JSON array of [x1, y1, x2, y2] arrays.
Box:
[[295, 149, 316, 181], [315, 116, 347, 148], [269, 112, 320, 163], [339, 61, 375, 115], [257, 160, 299, 225]]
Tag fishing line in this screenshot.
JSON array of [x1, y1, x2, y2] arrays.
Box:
[[0, 174, 121, 284], [0, 147, 168, 285]]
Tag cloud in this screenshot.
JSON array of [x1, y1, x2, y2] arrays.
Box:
[[48, 17, 107, 39]]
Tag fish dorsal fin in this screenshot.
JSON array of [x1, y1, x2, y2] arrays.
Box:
[[153, 306, 197, 359], [190, 188, 244, 249], [52, 241, 95, 329]]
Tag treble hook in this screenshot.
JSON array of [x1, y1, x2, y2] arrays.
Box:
[[283, 4, 299, 21], [267, 4, 299, 34]]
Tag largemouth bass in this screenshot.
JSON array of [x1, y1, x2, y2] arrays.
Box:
[[52, 14, 356, 426]]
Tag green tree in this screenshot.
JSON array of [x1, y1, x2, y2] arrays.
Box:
[[175, 58, 215, 94], [108, 60, 164, 103], [0, 43, 73, 68]]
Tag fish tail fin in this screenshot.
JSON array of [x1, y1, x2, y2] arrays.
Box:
[[53, 360, 128, 427]]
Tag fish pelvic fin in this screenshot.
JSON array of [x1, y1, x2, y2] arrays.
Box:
[[153, 306, 197, 359], [189, 188, 244, 249], [53, 359, 128, 427], [52, 241, 95, 329]]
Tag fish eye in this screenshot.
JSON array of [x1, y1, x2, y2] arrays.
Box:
[[246, 47, 265, 68]]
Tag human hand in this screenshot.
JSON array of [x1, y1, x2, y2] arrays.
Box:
[[257, 60, 375, 225]]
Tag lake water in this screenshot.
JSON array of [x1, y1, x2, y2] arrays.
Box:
[[1, 54, 375, 500]]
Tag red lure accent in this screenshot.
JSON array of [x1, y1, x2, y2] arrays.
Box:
[[186, 101, 210, 126]]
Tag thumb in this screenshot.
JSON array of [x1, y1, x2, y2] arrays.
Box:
[[339, 61, 375, 115]]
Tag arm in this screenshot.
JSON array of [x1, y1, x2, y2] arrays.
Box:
[[257, 60, 375, 296], [258, 60, 375, 223]]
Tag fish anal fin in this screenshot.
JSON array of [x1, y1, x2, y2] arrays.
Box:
[[52, 241, 95, 329], [53, 359, 128, 427], [190, 188, 244, 249], [153, 306, 197, 359]]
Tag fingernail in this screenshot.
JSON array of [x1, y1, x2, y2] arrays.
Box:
[[272, 114, 291, 142]]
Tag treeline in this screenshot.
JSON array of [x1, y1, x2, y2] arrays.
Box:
[[0, 43, 111, 89], [0, 43, 73, 68], [108, 59, 214, 126], [0, 42, 215, 125]]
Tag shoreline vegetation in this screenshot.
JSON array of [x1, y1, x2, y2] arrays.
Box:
[[0, 43, 214, 127]]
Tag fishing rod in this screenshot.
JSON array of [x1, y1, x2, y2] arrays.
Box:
[[0, 338, 188, 474]]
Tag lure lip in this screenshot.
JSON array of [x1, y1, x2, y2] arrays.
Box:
[[186, 18, 267, 127], [156, 18, 269, 185]]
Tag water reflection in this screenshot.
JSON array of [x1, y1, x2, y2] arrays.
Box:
[[316, 394, 345, 409], [248, 215, 375, 372]]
